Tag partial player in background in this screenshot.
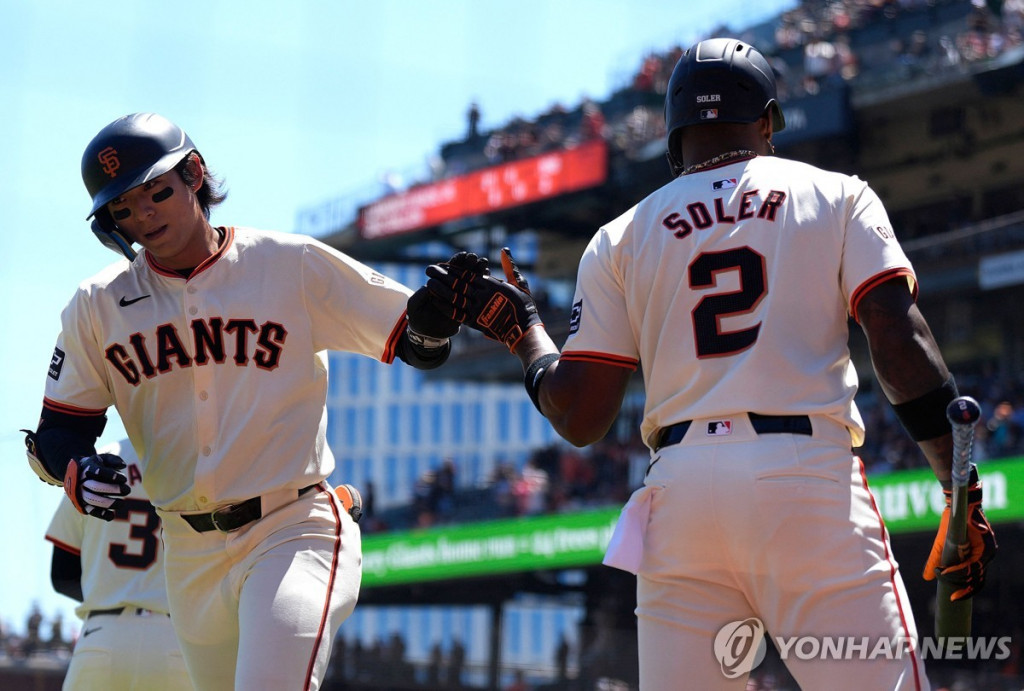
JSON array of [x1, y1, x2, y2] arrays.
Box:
[[46, 438, 192, 691], [25, 112, 459, 690], [426, 38, 996, 689]]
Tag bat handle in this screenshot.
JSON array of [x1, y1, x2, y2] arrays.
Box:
[[945, 396, 981, 488], [935, 395, 981, 640]]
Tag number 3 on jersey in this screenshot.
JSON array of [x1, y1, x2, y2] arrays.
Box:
[[109, 498, 161, 569], [689, 247, 767, 358]]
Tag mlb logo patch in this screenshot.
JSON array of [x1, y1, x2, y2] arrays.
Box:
[[713, 178, 737, 190], [569, 300, 583, 335], [707, 420, 732, 436], [700, 109, 719, 121]]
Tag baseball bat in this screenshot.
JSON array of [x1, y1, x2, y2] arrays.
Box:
[[934, 395, 981, 639]]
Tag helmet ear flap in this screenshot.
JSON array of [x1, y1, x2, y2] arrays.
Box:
[[666, 129, 685, 177], [91, 208, 137, 260]]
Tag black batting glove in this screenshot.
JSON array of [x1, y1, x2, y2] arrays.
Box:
[[426, 248, 542, 353], [64, 453, 131, 521], [407, 287, 461, 342], [448, 251, 490, 277], [407, 252, 490, 344]]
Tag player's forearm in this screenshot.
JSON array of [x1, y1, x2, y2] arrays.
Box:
[[34, 408, 106, 479], [871, 345, 954, 482], [513, 325, 560, 372], [516, 327, 626, 447], [514, 327, 585, 444], [858, 281, 955, 481]]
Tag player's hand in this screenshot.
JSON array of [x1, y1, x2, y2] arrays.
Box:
[[407, 287, 461, 342], [426, 247, 541, 353], [448, 251, 490, 278], [407, 253, 490, 343], [64, 453, 131, 521], [923, 467, 997, 601], [335, 484, 364, 524]]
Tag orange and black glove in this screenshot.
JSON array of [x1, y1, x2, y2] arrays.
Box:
[[64, 454, 131, 522], [407, 252, 490, 345], [923, 465, 997, 601], [426, 248, 541, 354]]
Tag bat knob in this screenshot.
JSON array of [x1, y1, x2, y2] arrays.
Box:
[[946, 395, 981, 426]]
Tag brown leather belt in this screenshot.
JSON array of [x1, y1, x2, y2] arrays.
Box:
[[182, 484, 318, 533], [655, 413, 812, 451]]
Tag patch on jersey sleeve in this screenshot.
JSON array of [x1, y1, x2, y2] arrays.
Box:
[[569, 300, 583, 335], [873, 225, 896, 241], [48, 347, 66, 380], [713, 178, 737, 190]]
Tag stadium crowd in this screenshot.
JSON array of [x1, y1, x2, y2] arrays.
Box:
[[0, 603, 71, 668], [433, 0, 1024, 183]]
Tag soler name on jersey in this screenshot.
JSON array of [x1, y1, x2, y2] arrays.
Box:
[[661, 189, 786, 239], [104, 316, 287, 385]]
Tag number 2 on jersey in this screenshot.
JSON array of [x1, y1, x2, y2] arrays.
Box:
[[689, 247, 767, 358]]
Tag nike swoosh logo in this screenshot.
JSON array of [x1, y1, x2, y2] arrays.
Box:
[[119, 295, 151, 307], [82, 627, 102, 637]]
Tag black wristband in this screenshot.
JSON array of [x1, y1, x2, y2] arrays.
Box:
[[891, 376, 958, 442], [524, 353, 560, 414], [396, 335, 451, 371]]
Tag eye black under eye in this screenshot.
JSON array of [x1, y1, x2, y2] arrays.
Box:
[[112, 209, 131, 221], [152, 186, 174, 203]]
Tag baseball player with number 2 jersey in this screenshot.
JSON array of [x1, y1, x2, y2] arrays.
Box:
[[46, 439, 192, 691], [424, 39, 995, 690], [25, 112, 462, 690]]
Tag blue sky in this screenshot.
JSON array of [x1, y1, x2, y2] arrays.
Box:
[[0, 0, 795, 638]]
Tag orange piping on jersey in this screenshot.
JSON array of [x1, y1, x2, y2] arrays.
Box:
[[144, 226, 235, 279], [42, 397, 107, 417], [857, 458, 925, 690], [559, 351, 638, 371], [849, 267, 918, 324], [303, 482, 343, 690], [380, 311, 408, 364], [44, 536, 82, 556]]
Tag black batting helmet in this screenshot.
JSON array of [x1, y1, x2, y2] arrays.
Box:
[[665, 38, 785, 175], [81, 113, 198, 258]]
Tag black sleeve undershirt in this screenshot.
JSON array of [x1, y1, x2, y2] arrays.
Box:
[[34, 407, 107, 479], [51, 545, 84, 602]]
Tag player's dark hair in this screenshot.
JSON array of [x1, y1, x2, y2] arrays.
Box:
[[176, 154, 228, 219]]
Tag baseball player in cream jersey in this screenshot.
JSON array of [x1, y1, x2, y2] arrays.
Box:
[[46, 438, 192, 690], [25, 113, 462, 690], [425, 39, 996, 689]]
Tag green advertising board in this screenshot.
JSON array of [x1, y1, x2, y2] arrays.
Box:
[[361, 457, 1023, 588], [865, 456, 1023, 533], [362, 508, 619, 587]]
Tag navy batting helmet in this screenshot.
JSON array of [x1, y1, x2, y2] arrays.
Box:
[[665, 39, 785, 175], [81, 113, 198, 258]]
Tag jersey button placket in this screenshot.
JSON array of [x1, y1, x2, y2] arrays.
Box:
[[187, 282, 216, 504]]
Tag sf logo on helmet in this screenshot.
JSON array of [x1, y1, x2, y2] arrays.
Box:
[[98, 147, 120, 178]]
